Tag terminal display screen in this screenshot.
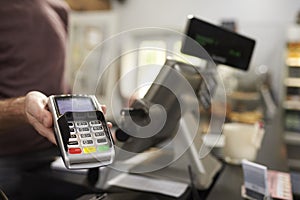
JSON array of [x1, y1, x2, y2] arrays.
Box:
[[181, 16, 256, 70], [55, 97, 96, 115]]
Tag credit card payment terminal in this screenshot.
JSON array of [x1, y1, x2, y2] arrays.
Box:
[[48, 94, 115, 169]]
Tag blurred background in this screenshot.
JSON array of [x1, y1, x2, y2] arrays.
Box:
[[63, 0, 300, 171]]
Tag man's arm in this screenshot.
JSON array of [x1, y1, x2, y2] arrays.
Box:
[[0, 91, 112, 145], [0, 96, 27, 129], [0, 91, 56, 144]]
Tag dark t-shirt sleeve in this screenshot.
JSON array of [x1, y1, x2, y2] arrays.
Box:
[[0, 0, 69, 155]]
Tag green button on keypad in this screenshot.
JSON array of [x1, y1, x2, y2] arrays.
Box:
[[98, 145, 109, 152]]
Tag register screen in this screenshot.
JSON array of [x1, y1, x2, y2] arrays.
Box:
[[56, 97, 96, 115], [181, 17, 255, 70]]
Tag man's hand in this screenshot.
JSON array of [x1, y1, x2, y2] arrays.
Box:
[[24, 91, 57, 144]]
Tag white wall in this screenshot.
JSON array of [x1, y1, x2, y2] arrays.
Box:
[[113, 0, 300, 103]]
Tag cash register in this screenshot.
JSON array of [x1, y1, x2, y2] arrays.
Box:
[[104, 15, 256, 197]]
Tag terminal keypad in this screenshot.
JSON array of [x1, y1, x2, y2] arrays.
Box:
[[66, 117, 109, 155]]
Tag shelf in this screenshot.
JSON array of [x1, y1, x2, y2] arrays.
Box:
[[288, 159, 300, 170], [287, 65, 300, 68], [283, 100, 300, 110], [284, 78, 300, 87], [228, 91, 260, 101], [286, 57, 300, 66], [286, 95, 300, 101], [284, 40, 300, 167], [285, 131, 300, 145]]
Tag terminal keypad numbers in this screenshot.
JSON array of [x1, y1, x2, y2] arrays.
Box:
[[66, 116, 110, 155]]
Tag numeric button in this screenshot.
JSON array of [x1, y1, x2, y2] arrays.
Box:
[[68, 122, 74, 128], [80, 133, 92, 138], [75, 121, 88, 127], [69, 127, 76, 134], [81, 140, 94, 146], [89, 120, 101, 126], [77, 127, 90, 133], [96, 138, 107, 144], [94, 132, 105, 138], [92, 126, 103, 132]]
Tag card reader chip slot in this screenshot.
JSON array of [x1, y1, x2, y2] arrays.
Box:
[[69, 153, 112, 165]]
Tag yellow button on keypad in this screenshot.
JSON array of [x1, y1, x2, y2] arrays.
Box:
[[83, 146, 96, 154]]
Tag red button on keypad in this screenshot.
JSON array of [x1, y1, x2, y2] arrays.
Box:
[[68, 148, 82, 154]]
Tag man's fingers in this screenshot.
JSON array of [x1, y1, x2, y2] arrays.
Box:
[[27, 108, 53, 128], [41, 110, 53, 128], [107, 122, 112, 129], [24, 91, 56, 144], [32, 121, 56, 144], [101, 105, 107, 114]]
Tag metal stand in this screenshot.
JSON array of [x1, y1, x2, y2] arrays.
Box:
[[86, 167, 100, 187], [127, 111, 222, 189]]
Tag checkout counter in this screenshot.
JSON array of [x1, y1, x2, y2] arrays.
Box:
[[207, 111, 289, 200]]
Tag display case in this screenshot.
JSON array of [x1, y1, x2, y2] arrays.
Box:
[[283, 24, 300, 170], [65, 11, 119, 120], [66, 11, 118, 88]]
